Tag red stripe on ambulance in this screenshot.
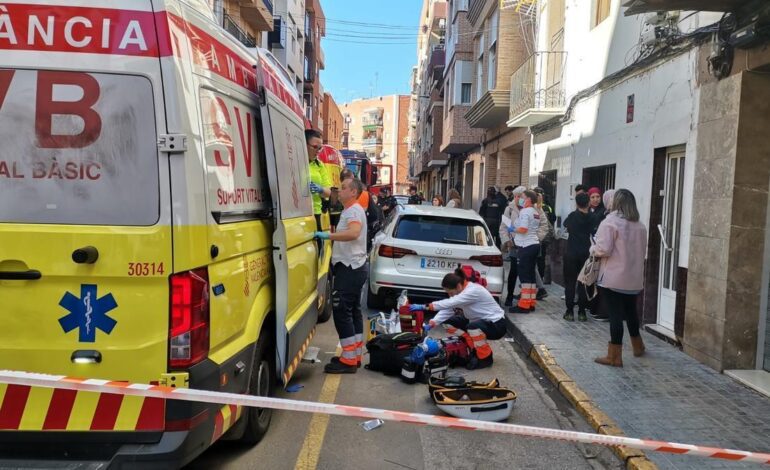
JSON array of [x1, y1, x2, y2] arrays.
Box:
[[0, 385, 31, 429], [0, 4, 159, 57], [42, 389, 78, 430]]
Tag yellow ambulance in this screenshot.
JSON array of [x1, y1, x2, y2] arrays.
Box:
[[0, 0, 331, 466]]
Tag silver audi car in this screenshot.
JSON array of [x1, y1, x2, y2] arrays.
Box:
[[367, 205, 504, 308]]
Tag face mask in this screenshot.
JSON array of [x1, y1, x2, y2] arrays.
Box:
[[518, 197, 525, 207]]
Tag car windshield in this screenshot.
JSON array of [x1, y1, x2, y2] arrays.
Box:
[[394, 215, 493, 246]]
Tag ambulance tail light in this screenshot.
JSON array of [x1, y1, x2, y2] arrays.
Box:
[[169, 268, 210, 369], [470, 254, 504, 267], [378, 244, 417, 259]]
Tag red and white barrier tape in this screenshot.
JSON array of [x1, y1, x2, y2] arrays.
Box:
[[0, 370, 768, 465]]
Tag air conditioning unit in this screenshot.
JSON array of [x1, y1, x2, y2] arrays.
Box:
[[268, 16, 286, 49]]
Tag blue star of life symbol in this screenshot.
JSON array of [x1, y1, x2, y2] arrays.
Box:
[[58, 284, 118, 343]]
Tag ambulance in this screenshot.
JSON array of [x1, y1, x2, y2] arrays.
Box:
[[0, 1, 332, 466]]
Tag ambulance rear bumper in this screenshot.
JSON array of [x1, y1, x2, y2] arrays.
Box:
[[0, 428, 196, 469]]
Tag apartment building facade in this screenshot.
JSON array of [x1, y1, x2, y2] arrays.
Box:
[[411, 1, 448, 199], [322, 92, 344, 149], [209, 0, 274, 48], [441, 0, 484, 207], [269, 0, 306, 93], [341, 96, 410, 192], [518, 0, 770, 391], [303, 0, 326, 130]]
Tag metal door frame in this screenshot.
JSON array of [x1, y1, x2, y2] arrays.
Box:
[[657, 146, 686, 331]]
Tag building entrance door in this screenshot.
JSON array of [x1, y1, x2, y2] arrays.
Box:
[[657, 147, 686, 332]]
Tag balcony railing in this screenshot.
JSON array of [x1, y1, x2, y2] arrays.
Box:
[[508, 51, 567, 128], [224, 13, 256, 48], [362, 137, 383, 148], [362, 117, 383, 128]]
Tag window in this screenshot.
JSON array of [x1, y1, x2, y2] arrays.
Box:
[[0, 71, 160, 226], [593, 0, 611, 27], [538, 170, 557, 213], [487, 44, 496, 90], [461, 83, 472, 104], [489, 10, 499, 47], [582, 164, 616, 192], [394, 215, 493, 246], [476, 57, 484, 100]]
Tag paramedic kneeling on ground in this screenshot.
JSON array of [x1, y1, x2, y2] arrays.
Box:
[[315, 178, 368, 374], [410, 269, 506, 370]]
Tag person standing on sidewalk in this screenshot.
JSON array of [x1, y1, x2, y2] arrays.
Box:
[[588, 189, 615, 322], [500, 185, 526, 306], [562, 192, 592, 322], [409, 268, 506, 370], [534, 191, 553, 300], [591, 189, 647, 367], [315, 178, 368, 374], [509, 190, 541, 314], [479, 187, 506, 248], [446, 188, 463, 208]]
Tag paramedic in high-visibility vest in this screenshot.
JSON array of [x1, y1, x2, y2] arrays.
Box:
[[410, 268, 506, 370], [314, 178, 369, 374], [306, 129, 332, 230]]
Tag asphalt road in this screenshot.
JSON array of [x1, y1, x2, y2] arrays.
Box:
[[188, 304, 623, 470]]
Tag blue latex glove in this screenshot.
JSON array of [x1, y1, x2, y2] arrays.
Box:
[[507, 226, 515, 234], [309, 182, 323, 194], [409, 304, 426, 312], [314, 231, 330, 240], [423, 322, 431, 333]]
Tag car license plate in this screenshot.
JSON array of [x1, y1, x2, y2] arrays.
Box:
[[420, 258, 461, 270]]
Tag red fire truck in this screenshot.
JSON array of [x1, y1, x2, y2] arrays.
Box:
[[340, 150, 393, 196]]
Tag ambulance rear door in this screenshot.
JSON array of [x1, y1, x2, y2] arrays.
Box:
[[259, 88, 318, 385], [0, 2, 172, 430]]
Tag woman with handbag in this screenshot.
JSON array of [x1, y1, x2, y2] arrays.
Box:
[[590, 189, 648, 367]]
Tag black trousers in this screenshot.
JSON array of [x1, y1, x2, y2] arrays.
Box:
[[537, 242, 550, 282], [599, 287, 640, 345], [443, 316, 508, 340], [516, 244, 540, 284], [331, 263, 367, 341], [563, 254, 589, 311], [506, 252, 518, 298]]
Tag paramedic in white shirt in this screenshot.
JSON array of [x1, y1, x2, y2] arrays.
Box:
[[314, 178, 368, 374], [409, 268, 506, 370], [508, 189, 541, 314]]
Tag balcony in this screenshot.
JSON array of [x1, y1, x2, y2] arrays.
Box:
[[507, 51, 567, 128], [317, 46, 325, 70], [224, 13, 256, 48], [429, 46, 446, 83], [465, 90, 511, 128], [240, 0, 274, 32], [362, 117, 383, 130], [362, 137, 383, 149]]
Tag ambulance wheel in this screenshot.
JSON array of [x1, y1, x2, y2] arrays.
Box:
[[317, 274, 333, 324], [239, 331, 275, 445], [367, 284, 385, 310]]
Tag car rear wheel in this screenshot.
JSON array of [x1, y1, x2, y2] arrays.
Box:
[[238, 331, 275, 445], [367, 284, 385, 310]]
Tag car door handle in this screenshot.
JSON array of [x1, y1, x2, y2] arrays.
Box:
[[0, 270, 42, 280]]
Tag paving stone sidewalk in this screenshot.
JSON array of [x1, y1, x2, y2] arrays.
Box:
[[505, 284, 770, 470]]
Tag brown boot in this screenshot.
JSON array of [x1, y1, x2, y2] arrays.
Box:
[[630, 336, 645, 357], [594, 343, 623, 367]]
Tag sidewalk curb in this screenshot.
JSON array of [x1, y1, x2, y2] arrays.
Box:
[[506, 317, 659, 470]]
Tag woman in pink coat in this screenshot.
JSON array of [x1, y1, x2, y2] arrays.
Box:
[[590, 189, 648, 367]]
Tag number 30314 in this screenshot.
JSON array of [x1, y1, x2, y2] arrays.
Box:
[[128, 262, 165, 276]]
